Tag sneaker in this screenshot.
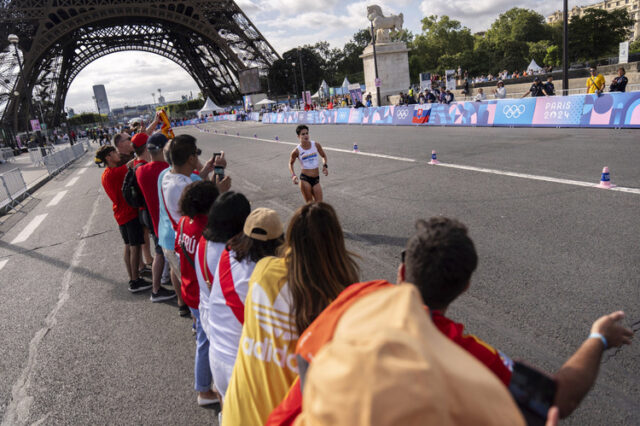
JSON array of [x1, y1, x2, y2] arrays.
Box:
[[128, 278, 152, 293], [179, 304, 191, 317], [197, 394, 220, 406], [150, 286, 176, 302], [139, 265, 152, 278], [160, 279, 172, 287]]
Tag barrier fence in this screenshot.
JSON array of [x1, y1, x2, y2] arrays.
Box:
[[1, 147, 15, 163], [261, 92, 640, 128], [1, 140, 89, 213]]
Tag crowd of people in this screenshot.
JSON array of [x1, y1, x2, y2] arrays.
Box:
[[94, 118, 634, 425]]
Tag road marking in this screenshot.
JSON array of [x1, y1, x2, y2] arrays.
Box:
[[85, 160, 93, 167], [76, 167, 87, 175], [0, 259, 8, 272], [11, 214, 48, 244], [46, 190, 68, 207], [65, 176, 79, 187], [2, 194, 102, 425], [199, 127, 639, 195]]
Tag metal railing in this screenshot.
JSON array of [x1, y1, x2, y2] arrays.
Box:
[[0, 168, 29, 211], [0, 147, 15, 163]]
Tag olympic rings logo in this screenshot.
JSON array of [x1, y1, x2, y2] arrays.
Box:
[[397, 108, 409, 119], [503, 104, 526, 119]]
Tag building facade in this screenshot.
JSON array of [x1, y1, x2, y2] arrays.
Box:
[[547, 0, 640, 40], [92, 85, 111, 115]]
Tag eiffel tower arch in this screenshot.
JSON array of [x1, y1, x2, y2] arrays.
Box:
[[0, 0, 279, 140]]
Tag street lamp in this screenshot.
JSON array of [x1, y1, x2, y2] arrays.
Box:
[[296, 48, 306, 105], [562, 0, 569, 96], [368, 22, 382, 106], [8, 34, 34, 141], [291, 61, 299, 109]]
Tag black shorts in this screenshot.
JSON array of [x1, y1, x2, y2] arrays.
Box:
[[119, 217, 145, 246], [300, 173, 320, 187]]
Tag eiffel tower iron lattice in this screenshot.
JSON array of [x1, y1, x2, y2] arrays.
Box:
[[0, 0, 279, 140]]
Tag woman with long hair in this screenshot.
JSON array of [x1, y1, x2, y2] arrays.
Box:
[[222, 202, 359, 426]]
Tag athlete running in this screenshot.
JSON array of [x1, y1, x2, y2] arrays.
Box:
[[289, 125, 328, 203]]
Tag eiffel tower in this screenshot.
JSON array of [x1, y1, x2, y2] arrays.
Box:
[[0, 0, 279, 144]]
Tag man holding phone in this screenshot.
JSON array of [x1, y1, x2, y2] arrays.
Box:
[[397, 217, 634, 421]]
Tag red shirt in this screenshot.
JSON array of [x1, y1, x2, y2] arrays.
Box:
[[101, 165, 138, 225], [135, 161, 169, 235], [176, 214, 208, 309], [133, 158, 147, 167]]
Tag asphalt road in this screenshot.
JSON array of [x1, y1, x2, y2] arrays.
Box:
[[0, 122, 638, 425]]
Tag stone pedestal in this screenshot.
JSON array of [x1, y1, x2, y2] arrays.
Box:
[[360, 42, 410, 106]]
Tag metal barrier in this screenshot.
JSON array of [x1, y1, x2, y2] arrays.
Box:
[[0, 147, 15, 163], [0, 168, 29, 212], [42, 142, 88, 176], [29, 148, 44, 166]]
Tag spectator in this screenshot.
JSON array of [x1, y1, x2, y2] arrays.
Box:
[[586, 67, 605, 95], [494, 80, 507, 99], [176, 181, 221, 406], [130, 133, 154, 273], [522, 77, 548, 98], [113, 132, 134, 166], [443, 89, 455, 104], [365, 92, 372, 107], [425, 90, 436, 103], [210, 207, 284, 401], [609, 67, 628, 92], [474, 88, 486, 102], [223, 202, 359, 426], [135, 133, 175, 302], [544, 76, 556, 96], [96, 145, 151, 293], [461, 80, 470, 98], [157, 135, 227, 316], [291, 285, 525, 426], [398, 217, 634, 419]]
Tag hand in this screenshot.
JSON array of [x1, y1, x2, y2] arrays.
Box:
[[155, 110, 162, 121], [545, 406, 559, 426], [591, 311, 634, 348], [322, 166, 328, 176], [215, 174, 231, 193], [213, 151, 227, 168], [292, 175, 299, 185]]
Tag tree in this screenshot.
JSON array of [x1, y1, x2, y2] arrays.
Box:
[[528, 40, 552, 66], [544, 45, 562, 67], [630, 39, 640, 53], [68, 112, 106, 126], [569, 9, 634, 61], [486, 8, 549, 45]]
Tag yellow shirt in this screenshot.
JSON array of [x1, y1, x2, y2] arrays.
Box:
[[587, 74, 605, 94], [222, 257, 298, 426]]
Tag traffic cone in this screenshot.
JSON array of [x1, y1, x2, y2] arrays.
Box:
[[254, 134, 257, 138], [275, 136, 279, 141], [597, 166, 615, 188], [429, 150, 440, 165], [353, 143, 359, 153]]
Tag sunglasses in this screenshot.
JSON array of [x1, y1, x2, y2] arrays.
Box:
[[401, 249, 406, 263], [194, 148, 202, 156]]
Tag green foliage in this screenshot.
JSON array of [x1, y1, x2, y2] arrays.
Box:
[[528, 40, 551, 66], [544, 45, 562, 67], [156, 99, 204, 118], [630, 39, 640, 53], [568, 9, 634, 61], [68, 112, 106, 126]]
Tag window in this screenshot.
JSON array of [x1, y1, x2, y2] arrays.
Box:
[[616, 1, 620, 5]]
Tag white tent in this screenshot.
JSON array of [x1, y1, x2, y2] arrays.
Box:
[[255, 98, 276, 105], [527, 59, 542, 73], [198, 97, 224, 117], [319, 80, 329, 97], [341, 77, 350, 93], [311, 90, 321, 99]]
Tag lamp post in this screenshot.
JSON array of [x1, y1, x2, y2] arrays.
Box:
[[296, 48, 306, 105], [8, 34, 34, 141], [368, 21, 382, 106], [291, 61, 299, 109], [562, 0, 569, 96]]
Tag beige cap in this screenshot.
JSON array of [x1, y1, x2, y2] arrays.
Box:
[[295, 284, 525, 426], [243, 208, 283, 241]]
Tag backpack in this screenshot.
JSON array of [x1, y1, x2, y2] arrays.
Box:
[[122, 164, 146, 208]]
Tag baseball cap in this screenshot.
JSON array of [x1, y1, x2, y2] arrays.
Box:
[[131, 132, 148, 148], [147, 132, 168, 151], [243, 208, 283, 241], [296, 284, 525, 426]]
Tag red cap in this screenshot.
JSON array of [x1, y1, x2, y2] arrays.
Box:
[[131, 132, 148, 148]]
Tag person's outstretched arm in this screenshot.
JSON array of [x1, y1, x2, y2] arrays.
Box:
[[553, 311, 634, 418], [145, 111, 162, 135], [289, 149, 299, 184]]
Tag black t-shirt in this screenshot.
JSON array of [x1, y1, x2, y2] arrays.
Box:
[[610, 75, 628, 92], [543, 82, 555, 96], [530, 83, 545, 97]]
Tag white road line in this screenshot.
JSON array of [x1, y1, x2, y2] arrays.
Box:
[[85, 160, 94, 166], [11, 214, 48, 244], [3, 194, 102, 425], [46, 190, 68, 207], [65, 176, 79, 187], [201, 128, 639, 195], [76, 167, 87, 175], [0, 259, 8, 272]]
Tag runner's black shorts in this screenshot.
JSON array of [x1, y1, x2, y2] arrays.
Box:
[[300, 173, 320, 187], [119, 217, 145, 246]]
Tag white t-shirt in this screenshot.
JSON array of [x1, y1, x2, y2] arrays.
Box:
[[161, 172, 193, 225], [195, 239, 226, 339], [209, 248, 257, 366]]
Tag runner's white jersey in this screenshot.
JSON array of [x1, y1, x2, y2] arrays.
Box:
[[297, 141, 319, 170]]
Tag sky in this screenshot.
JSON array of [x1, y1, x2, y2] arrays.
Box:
[[65, 0, 596, 113]]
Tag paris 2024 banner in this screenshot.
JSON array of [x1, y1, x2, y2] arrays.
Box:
[[261, 92, 640, 128]]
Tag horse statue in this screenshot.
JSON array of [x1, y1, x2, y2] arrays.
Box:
[[367, 5, 404, 44]]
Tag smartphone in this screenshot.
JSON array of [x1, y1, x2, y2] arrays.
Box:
[[508, 361, 557, 426], [212, 152, 224, 179]]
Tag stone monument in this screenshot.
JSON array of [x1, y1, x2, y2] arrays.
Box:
[[360, 5, 410, 106]]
